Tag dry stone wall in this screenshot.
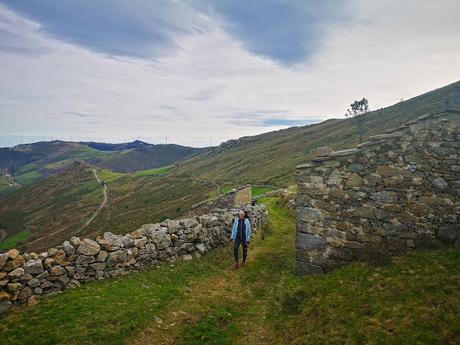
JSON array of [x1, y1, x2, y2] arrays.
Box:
[[0, 204, 268, 315], [295, 110, 460, 275]]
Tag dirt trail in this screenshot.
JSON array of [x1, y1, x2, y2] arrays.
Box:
[[78, 168, 108, 232]]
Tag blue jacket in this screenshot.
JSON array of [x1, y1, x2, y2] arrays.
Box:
[[231, 217, 251, 242]]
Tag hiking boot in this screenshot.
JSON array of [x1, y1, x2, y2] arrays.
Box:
[[240, 261, 246, 268], [232, 262, 240, 270]]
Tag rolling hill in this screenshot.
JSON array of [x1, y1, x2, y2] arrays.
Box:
[[0, 140, 204, 196], [1, 80, 459, 252]]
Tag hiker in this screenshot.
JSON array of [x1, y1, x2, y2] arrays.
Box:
[[230, 208, 251, 269]]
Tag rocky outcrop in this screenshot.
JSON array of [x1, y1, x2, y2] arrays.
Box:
[[295, 110, 460, 275], [0, 204, 268, 316]]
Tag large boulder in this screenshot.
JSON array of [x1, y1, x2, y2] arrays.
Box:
[[77, 239, 101, 256]]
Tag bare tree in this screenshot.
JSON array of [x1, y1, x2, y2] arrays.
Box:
[[345, 98, 369, 143]]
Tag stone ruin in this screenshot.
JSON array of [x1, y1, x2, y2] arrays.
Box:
[[295, 110, 460, 274]]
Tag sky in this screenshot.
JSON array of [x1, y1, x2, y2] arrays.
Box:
[[0, 0, 459, 147]]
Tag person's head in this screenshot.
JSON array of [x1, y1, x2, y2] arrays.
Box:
[[238, 209, 245, 219]]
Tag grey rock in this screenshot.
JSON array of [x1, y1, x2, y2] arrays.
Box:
[[347, 163, 364, 172], [90, 262, 107, 271], [134, 237, 148, 248], [8, 267, 25, 278], [151, 230, 171, 250], [371, 190, 397, 203], [297, 206, 322, 222], [77, 239, 101, 256], [76, 255, 95, 266], [47, 248, 58, 256], [7, 282, 22, 292], [103, 232, 124, 247], [195, 243, 206, 254], [27, 278, 41, 288], [70, 236, 81, 247], [450, 165, 460, 173], [50, 265, 66, 276], [295, 233, 328, 250], [122, 236, 135, 248], [179, 218, 198, 228], [432, 177, 448, 189], [0, 301, 12, 315], [438, 226, 458, 244], [108, 250, 128, 264], [35, 270, 50, 281], [97, 250, 108, 262], [296, 262, 324, 275], [24, 258, 44, 274], [62, 241, 76, 256], [17, 287, 33, 300]]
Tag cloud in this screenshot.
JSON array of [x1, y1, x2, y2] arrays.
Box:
[[0, 0, 213, 59], [191, 0, 350, 64], [0, 0, 459, 148]]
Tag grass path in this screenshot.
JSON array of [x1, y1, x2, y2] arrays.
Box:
[[1, 197, 459, 345], [131, 197, 295, 345]]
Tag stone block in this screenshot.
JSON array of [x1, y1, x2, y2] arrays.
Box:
[[295, 233, 328, 250]]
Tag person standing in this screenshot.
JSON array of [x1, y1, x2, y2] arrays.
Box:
[[230, 209, 251, 269]]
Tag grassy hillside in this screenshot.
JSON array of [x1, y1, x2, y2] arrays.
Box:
[[175, 80, 460, 186], [1, 197, 458, 345], [0, 140, 203, 195], [0, 163, 104, 252], [1, 80, 459, 251]]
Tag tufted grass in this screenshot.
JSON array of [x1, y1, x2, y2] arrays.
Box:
[[1, 197, 459, 345]]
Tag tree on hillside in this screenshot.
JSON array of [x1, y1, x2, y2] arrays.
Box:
[[345, 98, 369, 143]]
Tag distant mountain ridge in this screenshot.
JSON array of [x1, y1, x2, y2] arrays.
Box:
[[0, 140, 204, 193]]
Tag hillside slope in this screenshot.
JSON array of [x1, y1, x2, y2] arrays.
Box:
[[1, 80, 459, 251], [175, 80, 460, 186]]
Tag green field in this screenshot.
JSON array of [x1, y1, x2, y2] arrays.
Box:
[[0, 230, 31, 252], [14, 170, 43, 185], [251, 186, 274, 197], [1, 197, 458, 345], [132, 165, 173, 177]]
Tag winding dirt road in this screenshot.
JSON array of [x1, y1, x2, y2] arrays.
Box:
[[78, 168, 108, 232]]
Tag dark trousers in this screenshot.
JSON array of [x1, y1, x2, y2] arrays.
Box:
[[233, 237, 248, 262]]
